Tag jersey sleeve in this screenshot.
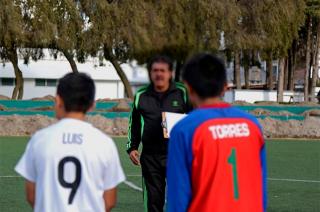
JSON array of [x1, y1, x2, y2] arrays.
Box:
[[103, 140, 126, 190], [167, 125, 193, 212], [260, 141, 267, 211], [252, 117, 267, 211], [14, 135, 37, 182], [126, 95, 142, 154]]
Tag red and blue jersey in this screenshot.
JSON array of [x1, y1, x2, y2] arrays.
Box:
[[167, 103, 267, 212]]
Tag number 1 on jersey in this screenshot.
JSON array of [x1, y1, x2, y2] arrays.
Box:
[[228, 148, 239, 200]]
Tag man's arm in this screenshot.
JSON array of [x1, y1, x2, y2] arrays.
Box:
[[127, 96, 142, 164], [167, 127, 193, 212], [25, 180, 35, 208], [103, 187, 117, 212]]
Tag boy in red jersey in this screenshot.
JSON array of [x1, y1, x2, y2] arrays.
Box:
[[167, 53, 267, 212]]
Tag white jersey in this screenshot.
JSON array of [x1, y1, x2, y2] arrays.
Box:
[[15, 118, 125, 212]]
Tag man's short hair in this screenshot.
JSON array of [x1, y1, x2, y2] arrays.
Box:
[[147, 55, 173, 72], [57, 72, 95, 113], [182, 53, 227, 98]]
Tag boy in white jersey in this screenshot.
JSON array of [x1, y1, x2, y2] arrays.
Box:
[[15, 73, 125, 212]]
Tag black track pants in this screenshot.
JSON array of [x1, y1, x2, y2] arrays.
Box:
[[140, 153, 167, 212]]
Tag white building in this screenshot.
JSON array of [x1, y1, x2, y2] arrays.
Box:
[[0, 53, 149, 100]]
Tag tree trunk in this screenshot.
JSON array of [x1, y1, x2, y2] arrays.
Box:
[[277, 58, 285, 102], [234, 51, 241, 89], [104, 47, 133, 99], [304, 15, 312, 102], [288, 41, 296, 91], [8, 48, 24, 100], [311, 21, 320, 102], [244, 65, 250, 89], [266, 52, 273, 90], [62, 50, 79, 73], [287, 49, 293, 90], [244, 51, 250, 89], [175, 60, 182, 82], [283, 57, 289, 90]]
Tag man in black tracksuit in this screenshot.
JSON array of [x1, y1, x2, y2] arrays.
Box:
[[127, 55, 191, 212]]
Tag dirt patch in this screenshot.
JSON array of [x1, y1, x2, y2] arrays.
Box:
[[86, 115, 114, 134], [295, 102, 319, 106], [86, 116, 129, 136], [96, 98, 132, 103], [259, 117, 320, 138], [250, 109, 295, 116], [31, 106, 55, 111], [0, 95, 10, 100], [108, 100, 131, 112], [302, 109, 320, 117], [232, 101, 253, 106], [31, 95, 55, 101], [0, 113, 319, 138], [0, 115, 56, 136], [0, 115, 128, 137], [254, 101, 279, 106], [113, 118, 129, 135], [0, 104, 7, 111], [87, 116, 129, 135]]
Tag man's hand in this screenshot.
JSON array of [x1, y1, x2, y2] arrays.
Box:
[[129, 150, 140, 166]]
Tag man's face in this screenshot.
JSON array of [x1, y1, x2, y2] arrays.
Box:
[[150, 62, 172, 89]]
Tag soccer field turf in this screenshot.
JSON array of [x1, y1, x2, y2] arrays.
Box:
[[0, 137, 319, 212]]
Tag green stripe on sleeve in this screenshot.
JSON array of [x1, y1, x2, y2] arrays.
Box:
[[127, 86, 148, 150], [126, 102, 134, 150], [175, 82, 187, 103]]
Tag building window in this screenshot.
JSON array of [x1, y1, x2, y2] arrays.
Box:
[[35, 79, 57, 87], [47, 79, 57, 87], [0, 78, 15, 86], [35, 79, 46, 86]]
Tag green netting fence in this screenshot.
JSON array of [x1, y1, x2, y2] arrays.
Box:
[[0, 100, 319, 121], [0, 100, 117, 110], [237, 105, 319, 115]]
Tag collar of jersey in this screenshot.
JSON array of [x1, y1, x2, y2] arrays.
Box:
[[199, 102, 231, 109], [60, 117, 90, 125]]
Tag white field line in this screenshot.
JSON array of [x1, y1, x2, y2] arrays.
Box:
[[1, 175, 319, 184], [0, 175, 143, 192], [123, 180, 142, 192], [0, 175, 143, 178], [268, 178, 320, 183], [127, 175, 320, 184]]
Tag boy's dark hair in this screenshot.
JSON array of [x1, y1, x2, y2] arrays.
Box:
[[57, 72, 95, 113], [182, 53, 226, 98], [147, 55, 173, 72]]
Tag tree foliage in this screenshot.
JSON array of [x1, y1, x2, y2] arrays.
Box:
[[0, 0, 318, 102]]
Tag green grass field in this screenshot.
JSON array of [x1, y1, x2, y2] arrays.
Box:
[[0, 137, 319, 211]]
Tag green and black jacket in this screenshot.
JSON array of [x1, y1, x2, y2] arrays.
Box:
[[127, 82, 192, 155]]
